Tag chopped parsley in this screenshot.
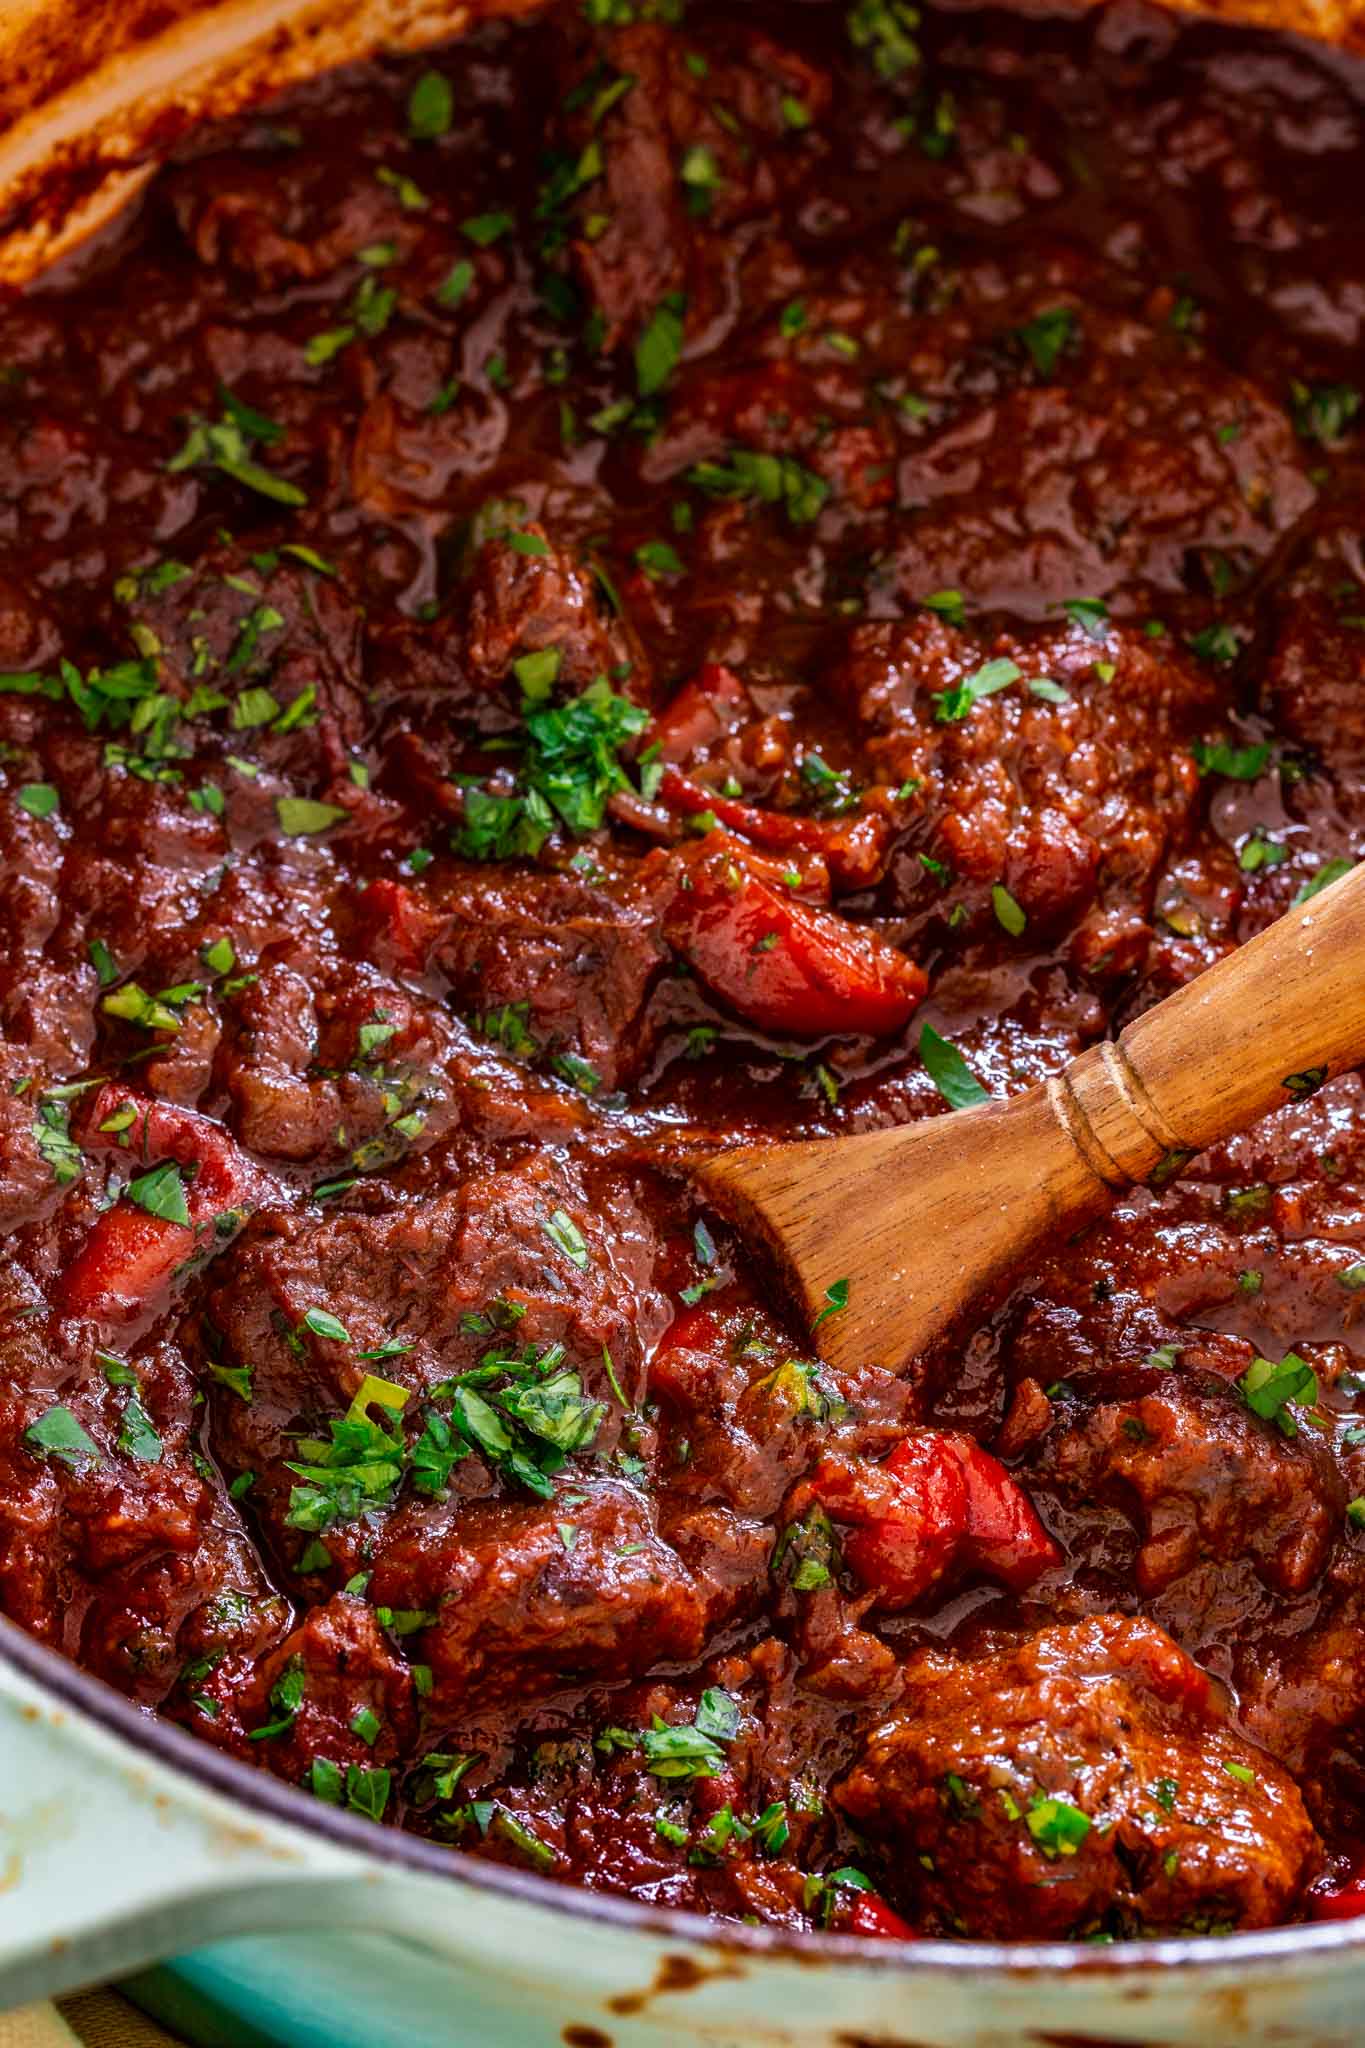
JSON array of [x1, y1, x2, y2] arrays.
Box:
[[773, 1503, 838, 1593], [25, 1403, 98, 1469], [1014, 306, 1076, 378], [117, 1391, 163, 1464], [1288, 380, 1360, 446], [813, 1277, 849, 1328], [125, 1161, 191, 1225], [920, 1023, 989, 1109], [635, 539, 684, 579], [276, 796, 349, 836], [991, 884, 1027, 936], [455, 678, 648, 860], [1294, 857, 1353, 905], [1063, 597, 1109, 641], [1238, 1350, 1318, 1437], [1191, 739, 1271, 781], [462, 210, 514, 247], [33, 1097, 82, 1186], [641, 1692, 737, 1780], [1239, 832, 1287, 873], [542, 1208, 590, 1269], [1188, 623, 1240, 665], [168, 385, 307, 506], [636, 292, 686, 397], [847, 0, 921, 78], [922, 588, 966, 628], [284, 1378, 410, 1532], [1024, 1794, 1091, 1857], [687, 448, 829, 526], [408, 70, 453, 140], [932, 657, 1020, 724], [16, 782, 58, 819]]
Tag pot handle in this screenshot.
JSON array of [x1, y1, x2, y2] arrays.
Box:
[[0, 1652, 365, 2010]]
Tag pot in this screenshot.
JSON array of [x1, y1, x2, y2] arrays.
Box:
[[2, 3, 1365, 2041], [9, 1612, 1365, 2046]]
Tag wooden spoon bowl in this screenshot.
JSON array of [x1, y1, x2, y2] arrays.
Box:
[[698, 860, 1365, 1375]]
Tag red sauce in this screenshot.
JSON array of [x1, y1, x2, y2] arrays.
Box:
[[2, 0, 1365, 1941]]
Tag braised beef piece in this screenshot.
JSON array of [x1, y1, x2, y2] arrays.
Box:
[[2, 0, 1365, 1939], [836, 1615, 1323, 1937]]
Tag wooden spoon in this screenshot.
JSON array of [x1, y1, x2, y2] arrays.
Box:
[[697, 860, 1365, 1376]]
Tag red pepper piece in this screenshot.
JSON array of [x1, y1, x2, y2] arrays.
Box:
[[805, 1433, 1059, 1608], [648, 663, 750, 763], [665, 839, 924, 1039], [809, 1436, 969, 1607], [1311, 1871, 1365, 1921], [838, 1892, 919, 1939], [658, 766, 890, 891], [943, 1434, 1063, 1590], [60, 1088, 259, 1323], [355, 877, 447, 975]]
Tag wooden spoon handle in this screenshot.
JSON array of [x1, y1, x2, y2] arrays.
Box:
[[697, 861, 1365, 1376], [1051, 860, 1365, 1189]]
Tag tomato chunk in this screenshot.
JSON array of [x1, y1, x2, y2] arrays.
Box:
[[60, 1088, 260, 1323], [802, 1433, 1060, 1609], [665, 837, 924, 1039]]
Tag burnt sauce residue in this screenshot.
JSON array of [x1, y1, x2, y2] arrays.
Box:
[[1, 0, 1365, 1945]]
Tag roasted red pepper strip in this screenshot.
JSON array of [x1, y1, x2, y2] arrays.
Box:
[[658, 765, 890, 891], [804, 1432, 1059, 1608], [1310, 1871, 1365, 1921], [648, 662, 751, 763], [665, 836, 924, 1039], [838, 1892, 919, 1940], [944, 1433, 1064, 1590], [60, 1088, 260, 1323], [355, 877, 449, 976]]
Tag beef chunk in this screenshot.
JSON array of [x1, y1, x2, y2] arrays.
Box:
[[190, 1590, 416, 1777], [462, 523, 649, 700], [0, 1045, 67, 1229], [0, 555, 61, 671], [886, 345, 1313, 615], [1039, 1381, 1342, 1599], [835, 1615, 1321, 1937], [80, 1503, 284, 1707], [1265, 589, 1365, 775], [203, 1153, 668, 1570], [0, 413, 194, 556], [834, 614, 1219, 966], [0, 1299, 276, 1707], [112, 542, 366, 781], [433, 857, 669, 1091], [643, 360, 897, 522], [370, 1476, 718, 1712], [556, 21, 829, 346], [220, 957, 462, 1170]]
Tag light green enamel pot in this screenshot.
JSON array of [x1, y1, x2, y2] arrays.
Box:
[[4, 4, 1365, 2042], [6, 1618, 1365, 2045]]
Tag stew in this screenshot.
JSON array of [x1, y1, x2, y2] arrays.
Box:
[[2, 0, 1365, 1942]]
